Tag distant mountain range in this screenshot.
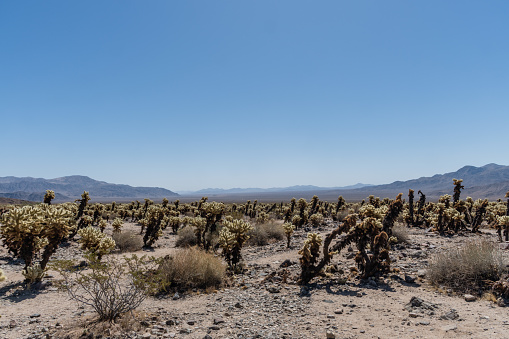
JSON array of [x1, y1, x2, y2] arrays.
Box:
[[1, 164, 508, 203], [178, 183, 372, 195], [0, 175, 178, 202], [178, 163, 509, 202]]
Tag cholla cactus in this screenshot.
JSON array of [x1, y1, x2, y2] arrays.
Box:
[[0, 268, 6, 282], [43, 190, 55, 205], [98, 219, 107, 232], [0, 204, 75, 282], [298, 233, 322, 273], [309, 213, 324, 227], [381, 193, 403, 236], [78, 226, 115, 260], [22, 263, 45, 284], [282, 222, 295, 248], [496, 216, 509, 242], [143, 205, 165, 247], [452, 179, 464, 204], [219, 219, 252, 271], [407, 189, 415, 226], [112, 218, 123, 233], [256, 211, 269, 224]]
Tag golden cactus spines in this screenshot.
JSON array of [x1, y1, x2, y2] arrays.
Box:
[[282, 222, 295, 248]]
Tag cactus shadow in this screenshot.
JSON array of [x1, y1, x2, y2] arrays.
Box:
[[0, 281, 49, 303], [299, 280, 396, 297]]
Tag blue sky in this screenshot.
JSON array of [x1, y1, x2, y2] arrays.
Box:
[[1, 1, 508, 191]]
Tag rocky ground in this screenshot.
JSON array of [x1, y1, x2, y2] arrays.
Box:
[[1, 222, 509, 339]]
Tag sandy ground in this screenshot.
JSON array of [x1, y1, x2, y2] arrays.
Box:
[[1, 221, 509, 339]]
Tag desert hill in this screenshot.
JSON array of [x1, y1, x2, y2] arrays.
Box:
[[0, 175, 178, 202]]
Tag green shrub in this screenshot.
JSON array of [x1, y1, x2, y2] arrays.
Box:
[[52, 254, 165, 321]]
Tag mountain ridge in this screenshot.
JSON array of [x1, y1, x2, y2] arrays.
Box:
[[0, 175, 178, 202]]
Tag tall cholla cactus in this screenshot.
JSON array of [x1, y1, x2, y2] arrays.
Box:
[[381, 193, 403, 236], [43, 190, 55, 205], [0, 204, 75, 283], [453, 179, 464, 204], [496, 215, 509, 242], [282, 222, 295, 248], [219, 218, 252, 272], [505, 191, 509, 216], [78, 226, 115, 260], [407, 189, 415, 227], [298, 233, 322, 279]]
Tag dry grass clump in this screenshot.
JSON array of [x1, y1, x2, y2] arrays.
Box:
[[391, 224, 409, 244], [248, 221, 284, 246], [112, 231, 143, 253], [427, 239, 506, 294], [159, 247, 225, 290], [175, 226, 197, 247]]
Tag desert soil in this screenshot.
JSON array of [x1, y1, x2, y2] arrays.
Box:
[[1, 222, 509, 339]]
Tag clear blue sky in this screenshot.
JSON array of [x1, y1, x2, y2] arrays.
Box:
[[1, 1, 508, 191]]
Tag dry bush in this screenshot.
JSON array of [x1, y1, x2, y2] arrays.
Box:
[[391, 224, 409, 244], [247, 221, 284, 246], [159, 247, 225, 290], [427, 239, 506, 294], [175, 226, 197, 247], [112, 231, 143, 253]]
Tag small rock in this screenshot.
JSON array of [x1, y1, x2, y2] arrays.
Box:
[[404, 275, 416, 284], [420, 320, 430, 325], [464, 294, 476, 302], [333, 309, 343, 314], [9, 320, 16, 328], [327, 315, 335, 319], [442, 324, 457, 332], [166, 319, 175, 326], [409, 313, 419, 318], [30, 313, 41, 318], [417, 270, 426, 278], [440, 309, 459, 320], [234, 302, 243, 309], [326, 330, 336, 338], [213, 318, 225, 325], [267, 286, 280, 293], [187, 320, 195, 325], [172, 292, 180, 300], [497, 297, 506, 307], [356, 292, 363, 297]]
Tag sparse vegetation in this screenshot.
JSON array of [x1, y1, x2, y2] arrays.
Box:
[[159, 247, 225, 290], [427, 239, 505, 294]]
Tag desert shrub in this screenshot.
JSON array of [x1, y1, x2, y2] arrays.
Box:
[[52, 254, 165, 321], [248, 222, 284, 246], [175, 226, 198, 247], [391, 224, 409, 244], [159, 247, 225, 290], [112, 231, 143, 253], [427, 239, 505, 294]]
